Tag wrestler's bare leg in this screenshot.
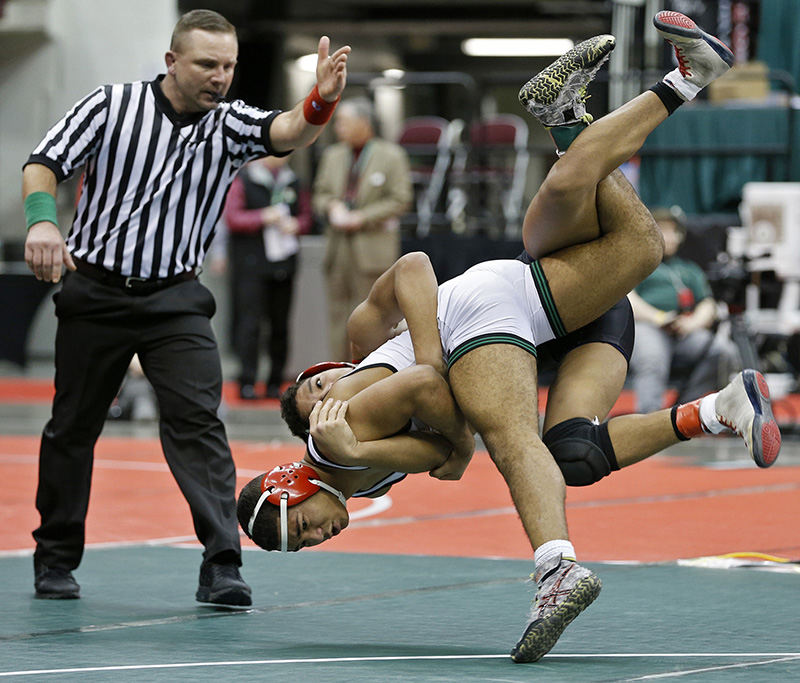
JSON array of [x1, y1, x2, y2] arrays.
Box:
[[541, 166, 663, 334], [448, 344, 604, 666], [523, 92, 668, 259], [541, 343, 626, 434], [542, 343, 679, 469], [447, 345, 568, 547]]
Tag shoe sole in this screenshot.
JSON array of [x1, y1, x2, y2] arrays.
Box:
[[743, 369, 781, 468], [196, 587, 252, 608], [653, 11, 734, 67], [510, 574, 602, 663], [35, 590, 80, 599], [519, 35, 616, 109]]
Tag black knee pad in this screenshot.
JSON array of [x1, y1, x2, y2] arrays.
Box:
[[542, 417, 619, 487]]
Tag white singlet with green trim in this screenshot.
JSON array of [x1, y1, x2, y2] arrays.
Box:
[[358, 259, 557, 370]]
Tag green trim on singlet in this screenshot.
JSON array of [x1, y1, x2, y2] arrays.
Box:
[[447, 333, 537, 369], [528, 259, 567, 337]]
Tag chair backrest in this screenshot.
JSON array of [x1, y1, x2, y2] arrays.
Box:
[[398, 116, 450, 149], [469, 114, 529, 150], [397, 117, 454, 236], [466, 114, 530, 237]]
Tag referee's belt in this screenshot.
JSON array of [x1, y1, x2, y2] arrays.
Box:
[[74, 258, 198, 295]]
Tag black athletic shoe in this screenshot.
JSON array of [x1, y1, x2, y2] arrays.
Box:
[[195, 560, 252, 607], [34, 561, 80, 599]]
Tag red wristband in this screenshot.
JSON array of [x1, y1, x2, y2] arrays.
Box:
[[303, 84, 339, 125]]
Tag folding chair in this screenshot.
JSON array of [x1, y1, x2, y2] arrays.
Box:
[[467, 114, 530, 237], [397, 116, 452, 236]]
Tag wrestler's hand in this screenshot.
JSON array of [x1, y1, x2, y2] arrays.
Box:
[[309, 398, 356, 460], [417, 355, 448, 379], [389, 319, 408, 339], [315, 36, 351, 102], [428, 431, 474, 481], [25, 222, 76, 283]]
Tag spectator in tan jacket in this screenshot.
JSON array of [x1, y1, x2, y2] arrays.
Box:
[[313, 97, 412, 360]]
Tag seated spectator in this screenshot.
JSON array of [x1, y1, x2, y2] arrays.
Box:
[[223, 154, 312, 399], [628, 206, 737, 413]]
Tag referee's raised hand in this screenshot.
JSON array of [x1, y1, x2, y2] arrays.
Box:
[[270, 36, 351, 152], [25, 222, 76, 283], [315, 36, 351, 103]]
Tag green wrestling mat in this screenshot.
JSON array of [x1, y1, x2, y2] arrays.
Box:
[[1, 547, 798, 681]]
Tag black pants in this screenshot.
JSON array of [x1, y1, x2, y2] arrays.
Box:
[[230, 235, 296, 387], [33, 272, 241, 570]]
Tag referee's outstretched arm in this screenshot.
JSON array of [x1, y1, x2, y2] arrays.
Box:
[[270, 36, 351, 152]]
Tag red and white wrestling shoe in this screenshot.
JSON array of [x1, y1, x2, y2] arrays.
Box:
[[653, 10, 734, 101], [715, 369, 782, 468]]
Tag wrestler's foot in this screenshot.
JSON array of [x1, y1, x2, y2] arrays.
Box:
[[518, 34, 615, 127], [654, 10, 734, 101], [715, 369, 781, 468], [511, 556, 601, 663]]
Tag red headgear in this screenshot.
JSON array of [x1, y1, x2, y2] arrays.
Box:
[[247, 462, 346, 552], [259, 462, 327, 506], [295, 361, 355, 383]]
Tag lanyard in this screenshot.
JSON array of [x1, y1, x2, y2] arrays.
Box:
[[662, 261, 695, 311]]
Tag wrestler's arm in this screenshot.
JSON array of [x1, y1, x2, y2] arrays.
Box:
[[346, 252, 444, 373], [310, 366, 474, 477], [310, 400, 454, 474]]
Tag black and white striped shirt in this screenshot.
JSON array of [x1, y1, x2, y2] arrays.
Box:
[[26, 76, 283, 278]]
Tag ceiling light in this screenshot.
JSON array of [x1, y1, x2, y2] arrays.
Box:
[[382, 69, 406, 80], [461, 38, 575, 57]]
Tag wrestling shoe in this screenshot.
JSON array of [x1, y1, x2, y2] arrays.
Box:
[[518, 34, 615, 127], [511, 556, 601, 663], [196, 560, 252, 607], [653, 10, 734, 101], [715, 369, 781, 468]]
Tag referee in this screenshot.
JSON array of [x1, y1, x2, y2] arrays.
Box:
[[22, 9, 349, 603]]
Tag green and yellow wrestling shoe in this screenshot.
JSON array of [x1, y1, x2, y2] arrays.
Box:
[[518, 34, 615, 126], [518, 34, 615, 152]]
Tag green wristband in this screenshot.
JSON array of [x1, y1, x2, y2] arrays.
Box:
[[24, 191, 58, 230]]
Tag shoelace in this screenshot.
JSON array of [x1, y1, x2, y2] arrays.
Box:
[[718, 415, 740, 435], [673, 45, 691, 77], [535, 564, 575, 618], [717, 394, 754, 442]]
